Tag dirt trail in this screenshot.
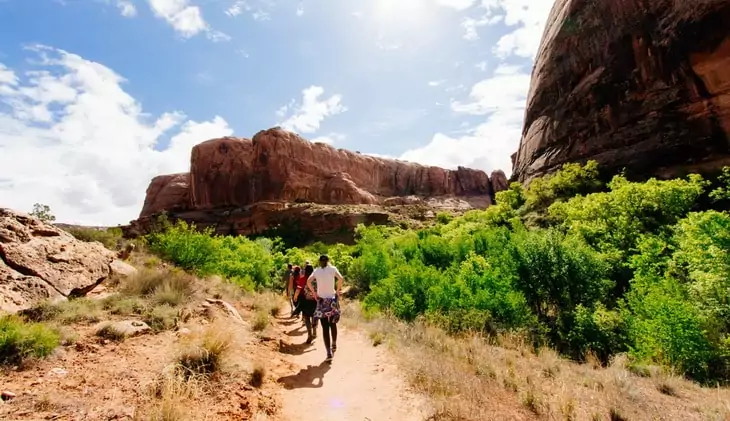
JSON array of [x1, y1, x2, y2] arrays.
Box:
[[273, 315, 430, 421]]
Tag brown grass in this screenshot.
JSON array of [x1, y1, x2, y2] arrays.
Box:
[[342, 301, 730, 421], [95, 323, 127, 342], [175, 323, 234, 379]]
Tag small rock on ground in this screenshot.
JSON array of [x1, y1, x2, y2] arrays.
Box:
[[97, 320, 151, 337]]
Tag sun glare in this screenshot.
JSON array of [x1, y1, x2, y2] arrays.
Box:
[[374, 0, 428, 23]]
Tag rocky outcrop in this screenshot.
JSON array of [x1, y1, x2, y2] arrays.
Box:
[[140, 173, 190, 217], [0, 208, 127, 313], [512, 0, 730, 183], [146, 128, 493, 216], [131, 128, 503, 242]]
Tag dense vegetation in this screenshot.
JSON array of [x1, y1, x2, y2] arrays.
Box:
[[62, 162, 730, 383]]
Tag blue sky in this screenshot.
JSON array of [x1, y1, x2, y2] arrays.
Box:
[[0, 0, 554, 225]]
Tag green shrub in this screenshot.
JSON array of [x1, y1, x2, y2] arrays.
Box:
[[0, 315, 60, 365]]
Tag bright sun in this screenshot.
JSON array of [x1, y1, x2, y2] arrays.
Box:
[[374, 0, 428, 22]]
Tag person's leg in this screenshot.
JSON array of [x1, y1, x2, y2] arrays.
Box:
[[320, 318, 332, 359], [330, 322, 338, 353], [304, 314, 313, 343]]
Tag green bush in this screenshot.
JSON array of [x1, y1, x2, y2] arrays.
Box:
[[0, 315, 60, 365]]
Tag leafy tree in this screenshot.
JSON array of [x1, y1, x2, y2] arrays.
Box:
[[29, 203, 55, 223]]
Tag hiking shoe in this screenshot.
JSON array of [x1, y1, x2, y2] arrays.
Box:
[[305, 335, 314, 345], [332, 344, 337, 354], [325, 353, 333, 363]]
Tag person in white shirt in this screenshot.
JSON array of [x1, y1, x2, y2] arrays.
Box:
[[306, 254, 344, 362]]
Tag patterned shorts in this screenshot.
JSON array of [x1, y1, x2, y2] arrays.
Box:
[[313, 297, 341, 324]]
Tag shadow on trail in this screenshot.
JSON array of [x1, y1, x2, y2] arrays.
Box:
[[278, 341, 316, 356], [286, 326, 306, 337], [277, 361, 332, 389]]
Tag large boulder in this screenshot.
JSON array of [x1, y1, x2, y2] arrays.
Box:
[[0, 208, 120, 313], [512, 0, 730, 183]]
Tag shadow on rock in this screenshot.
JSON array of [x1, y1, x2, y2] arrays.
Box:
[[277, 362, 331, 389]]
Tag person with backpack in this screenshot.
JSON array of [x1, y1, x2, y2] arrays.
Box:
[[298, 263, 318, 344], [306, 254, 344, 362]]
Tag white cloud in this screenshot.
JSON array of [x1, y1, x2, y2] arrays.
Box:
[[428, 80, 446, 87], [461, 0, 553, 58], [296, 3, 304, 16], [0, 63, 18, 85], [475, 61, 488, 71], [117, 0, 137, 17], [278, 86, 346, 134], [226, 0, 273, 21], [0, 45, 232, 226], [436, 0, 477, 11], [399, 65, 530, 176], [147, 0, 207, 37]]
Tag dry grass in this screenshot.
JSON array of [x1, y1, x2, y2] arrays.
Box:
[[251, 310, 270, 332], [122, 268, 196, 301], [95, 323, 127, 342], [343, 302, 730, 421], [175, 323, 234, 379], [250, 363, 266, 388], [21, 298, 103, 325], [244, 291, 283, 317]]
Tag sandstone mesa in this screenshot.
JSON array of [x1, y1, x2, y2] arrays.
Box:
[[128, 127, 507, 241]]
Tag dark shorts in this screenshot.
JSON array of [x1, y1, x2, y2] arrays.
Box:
[[299, 299, 317, 317]]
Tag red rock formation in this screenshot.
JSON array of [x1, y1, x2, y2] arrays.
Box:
[[132, 127, 500, 242], [0, 208, 134, 313], [512, 0, 730, 183], [140, 173, 189, 217], [172, 128, 491, 215], [490, 170, 509, 194]]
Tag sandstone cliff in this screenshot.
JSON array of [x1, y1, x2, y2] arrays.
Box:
[[131, 128, 503, 242], [0, 208, 134, 313], [512, 0, 730, 183]]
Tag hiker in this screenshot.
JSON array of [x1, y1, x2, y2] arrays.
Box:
[[291, 264, 307, 317], [283, 263, 294, 316], [306, 254, 344, 362], [298, 263, 318, 344]]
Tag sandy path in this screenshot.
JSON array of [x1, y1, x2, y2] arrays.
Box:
[[273, 315, 430, 421]]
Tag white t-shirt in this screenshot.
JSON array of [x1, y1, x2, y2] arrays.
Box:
[[309, 265, 342, 298]]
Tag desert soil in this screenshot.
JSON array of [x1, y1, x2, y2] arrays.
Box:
[[272, 314, 431, 421], [0, 298, 431, 420]]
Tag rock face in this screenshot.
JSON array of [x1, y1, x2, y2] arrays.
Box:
[[132, 127, 504, 242], [0, 208, 122, 313], [512, 0, 730, 183]]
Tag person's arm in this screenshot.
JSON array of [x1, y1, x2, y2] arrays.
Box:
[[334, 268, 344, 297], [306, 272, 318, 299], [287, 274, 294, 296]]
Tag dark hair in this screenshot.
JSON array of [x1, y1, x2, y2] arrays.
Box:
[[319, 254, 329, 262], [304, 264, 314, 278], [293, 266, 301, 276], [287, 263, 293, 269]]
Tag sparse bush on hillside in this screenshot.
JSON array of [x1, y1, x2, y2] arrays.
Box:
[[0, 315, 60, 365], [66, 226, 123, 249]]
